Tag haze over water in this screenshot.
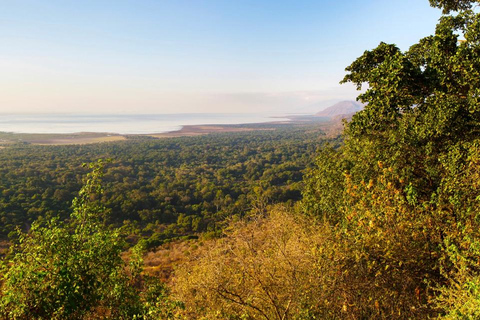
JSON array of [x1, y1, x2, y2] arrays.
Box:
[[0, 113, 288, 135]]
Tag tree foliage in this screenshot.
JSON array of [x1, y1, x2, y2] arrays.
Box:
[[174, 208, 344, 320], [2, 0, 480, 317], [0, 127, 328, 242], [429, 0, 479, 14], [0, 160, 180, 319], [300, 0, 480, 317]]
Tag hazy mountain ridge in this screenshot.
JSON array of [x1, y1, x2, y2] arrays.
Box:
[[315, 100, 364, 118]]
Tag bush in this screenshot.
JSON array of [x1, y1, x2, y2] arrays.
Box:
[[0, 161, 180, 319], [173, 207, 344, 319]]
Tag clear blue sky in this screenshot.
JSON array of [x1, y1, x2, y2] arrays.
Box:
[[0, 0, 442, 114]]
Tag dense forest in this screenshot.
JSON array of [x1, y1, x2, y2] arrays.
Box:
[[2, 0, 480, 318], [0, 125, 333, 245]]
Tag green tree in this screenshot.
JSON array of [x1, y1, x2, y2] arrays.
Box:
[[429, 0, 479, 13], [0, 160, 180, 319], [302, 146, 349, 223], [303, 0, 480, 226], [341, 0, 480, 191], [302, 0, 480, 317]]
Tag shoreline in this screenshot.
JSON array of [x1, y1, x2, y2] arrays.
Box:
[[0, 121, 292, 146], [0, 115, 340, 146], [146, 123, 285, 138]]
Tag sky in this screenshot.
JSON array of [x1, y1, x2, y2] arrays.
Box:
[[0, 0, 443, 114]]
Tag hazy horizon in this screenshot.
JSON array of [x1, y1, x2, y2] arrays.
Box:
[[1, 0, 441, 114], [0, 96, 351, 115], [0, 112, 292, 134]]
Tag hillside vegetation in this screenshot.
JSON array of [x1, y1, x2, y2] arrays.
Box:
[[1, 0, 480, 318], [173, 0, 480, 318]]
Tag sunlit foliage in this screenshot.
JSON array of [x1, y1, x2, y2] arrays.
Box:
[[300, 0, 480, 317], [0, 161, 180, 319]]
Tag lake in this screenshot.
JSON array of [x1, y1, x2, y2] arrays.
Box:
[[0, 113, 288, 134]]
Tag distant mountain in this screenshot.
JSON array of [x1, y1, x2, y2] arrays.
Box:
[[294, 99, 344, 114], [315, 100, 363, 118]]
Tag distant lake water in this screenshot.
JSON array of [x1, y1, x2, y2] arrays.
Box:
[[0, 113, 289, 134]]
